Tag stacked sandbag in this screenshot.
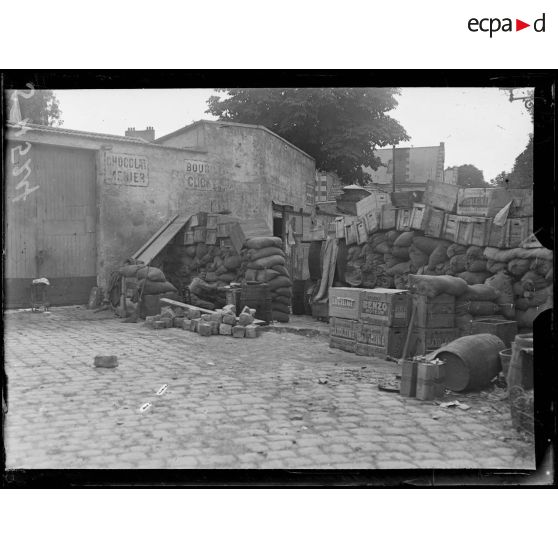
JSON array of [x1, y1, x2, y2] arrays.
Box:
[[484, 245, 553, 328], [241, 236, 292, 323], [119, 262, 178, 296]]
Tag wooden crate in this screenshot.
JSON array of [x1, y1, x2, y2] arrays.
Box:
[[356, 220, 368, 244], [355, 192, 390, 217], [344, 221, 358, 245], [423, 206, 445, 238], [413, 294, 456, 328], [410, 327, 458, 356], [488, 220, 508, 248], [423, 181, 459, 212], [470, 317, 518, 348], [456, 216, 491, 246], [363, 210, 379, 234], [206, 214, 218, 229], [216, 222, 230, 237], [329, 336, 356, 353], [456, 187, 511, 217], [396, 208, 412, 231], [190, 212, 207, 228], [354, 323, 406, 358], [507, 217, 532, 247], [329, 317, 357, 340], [391, 191, 416, 208], [507, 189, 533, 217], [380, 204, 397, 230], [360, 288, 410, 327], [193, 227, 207, 243], [441, 213, 460, 242], [205, 229, 217, 245], [328, 287, 362, 320], [335, 217, 345, 239], [183, 230, 195, 246], [410, 203, 426, 230]]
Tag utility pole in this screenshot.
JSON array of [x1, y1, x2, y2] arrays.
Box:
[[392, 144, 396, 193]]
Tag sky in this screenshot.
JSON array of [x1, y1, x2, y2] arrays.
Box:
[[53, 87, 533, 182]]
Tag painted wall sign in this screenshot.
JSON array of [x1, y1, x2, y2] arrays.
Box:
[[105, 152, 149, 186]]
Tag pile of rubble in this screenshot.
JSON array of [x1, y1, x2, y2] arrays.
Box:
[[144, 304, 262, 338]]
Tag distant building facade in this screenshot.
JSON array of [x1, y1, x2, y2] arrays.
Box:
[[363, 142, 446, 190], [444, 166, 459, 185]]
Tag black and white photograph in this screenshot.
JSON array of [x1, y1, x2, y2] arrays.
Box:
[[3, 74, 553, 478]]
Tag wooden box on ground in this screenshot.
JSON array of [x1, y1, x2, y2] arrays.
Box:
[[412, 294, 456, 329], [360, 288, 410, 327], [355, 323, 406, 358], [416, 361, 446, 400], [329, 317, 357, 340], [328, 287, 363, 320], [362, 210, 379, 234], [355, 192, 390, 217], [423, 206, 445, 238], [410, 327, 459, 357], [410, 203, 426, 230], [470, 317, 518, 348], [456, 216, 491, 246], [456, 187, 511, 217], [193, 226, 207, 243], [489, 218, 532, 248], [329, 336, 356, 353], [423, 181, 460, 212]]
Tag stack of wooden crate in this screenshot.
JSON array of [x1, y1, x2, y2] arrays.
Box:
[[409, 294, 459, 356], [328, 287, 412, 359]]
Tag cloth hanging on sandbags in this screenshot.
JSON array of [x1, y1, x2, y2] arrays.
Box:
[[313, 237, 339, 304]]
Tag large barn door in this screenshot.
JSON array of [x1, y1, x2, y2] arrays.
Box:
[[5, 142, 97, 307]]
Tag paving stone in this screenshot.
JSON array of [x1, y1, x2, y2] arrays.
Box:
[[3, 307, 535, 471]]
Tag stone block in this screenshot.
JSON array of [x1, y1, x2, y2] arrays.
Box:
[[198, 322, 213, 336], [222, 314, 237, 326], [238, 313, 254, 326], [182, 318, 192, 330], [93, 355, 118, 368], [173, 317, 185, 328], [190, 318, 201, 332], [153, 320, 166, 330], [210, 321, 220, 335], [210, 310, 224, 324], [245, 325, 260, 338], [201, 313, 212, 322], [219, 323, 233, 335], [161, 317, 173, 328], [187, 308, 201, 320], [232, 325, 246, 338]]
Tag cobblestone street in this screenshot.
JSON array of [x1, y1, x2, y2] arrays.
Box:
[[3, 307, 534, 470]]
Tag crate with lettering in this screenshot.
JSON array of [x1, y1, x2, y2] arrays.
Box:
[[329, 336, 356, 353], [410, 327, 458, 357], [412, 294, 456, 329], [329, 317, 357, 340], [329, 287, 362, 320], [359, 288, 410, 327], [354, 323, 406, 358], [423, 181, 460, 212], [456, 187, 511, 218]]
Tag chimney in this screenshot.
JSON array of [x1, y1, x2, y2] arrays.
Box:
[[125, 126, 155, 142]]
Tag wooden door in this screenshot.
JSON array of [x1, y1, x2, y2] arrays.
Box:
[[5, 142, 97, 307]]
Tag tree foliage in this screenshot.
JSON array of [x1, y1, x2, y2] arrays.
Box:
[[456, 164, 487, 187], [491, 135, 533, 189], [206, 88, 409, 184], [17, 89, 63, 126]]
